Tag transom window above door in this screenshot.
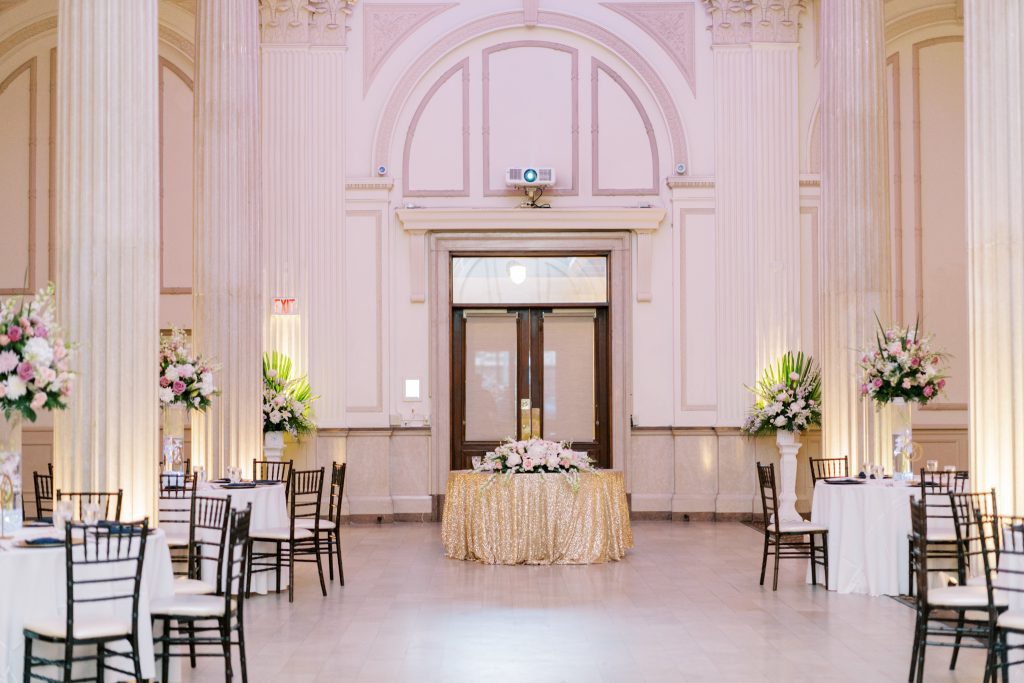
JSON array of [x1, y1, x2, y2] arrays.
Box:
[[452, 255, 608, 305]]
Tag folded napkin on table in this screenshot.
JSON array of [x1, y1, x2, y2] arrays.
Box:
[[221, 482, 256, 489], [24, 537, 63, 545], [254, 479, 279, 485]]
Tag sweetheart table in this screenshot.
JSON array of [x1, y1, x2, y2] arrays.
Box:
[[441, 470, 633, 565]]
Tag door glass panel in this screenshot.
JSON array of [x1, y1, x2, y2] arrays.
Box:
[[542, 313, 595, 442], [464, 314, 518, 441], [453, 256, 607, 304]]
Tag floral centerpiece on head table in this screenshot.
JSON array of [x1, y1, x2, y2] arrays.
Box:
[[859, 318, 948, 405], [475, 438, 594, 474], [742, 351, 822, 436], [262, 352, 317, 438], [159, 328, 219, 411]]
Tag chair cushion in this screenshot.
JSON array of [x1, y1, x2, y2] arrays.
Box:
[[293, 518, 336, 531], [967, 572, 998, 587], [926, 528, 959, 543], [928, 585, 1007, 608], [174, 577, 215, 596], [778, 522, 828, 534], [998, 610, 1024, 631], [250, 527, 313, 541], [24, 616, 131, 640], [150, 595, 228, 618]]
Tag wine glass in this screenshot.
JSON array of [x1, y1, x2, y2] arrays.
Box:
[[54, 499, 74, 531], [926, 459, 939, 473], [471, 456, 482, 471]]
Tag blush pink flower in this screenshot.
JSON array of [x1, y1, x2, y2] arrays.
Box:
[[30, 392, 46, 410], [172, 380, 186, 395], [159, 376, 170, 388], [923, 385, 935, 398], [17, 362, 34, 381], [7, 326, 22, 342], [0, 335, 8, 347], [33, 325, 47, 339], [872, 378, 883, 389], [937, 379, 946, 390]]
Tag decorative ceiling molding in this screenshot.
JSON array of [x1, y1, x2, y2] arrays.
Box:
[[395, 207, 665, 233], [703, 0, 805, 45], [159, 25, 194, 61], [0, 16, 56, 63], [363, 3, 457, 95], [601, 2, 696, 95], [885, 5, 962, 42]]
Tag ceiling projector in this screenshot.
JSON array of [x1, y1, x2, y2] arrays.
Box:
[[505, 167, 555, 208]]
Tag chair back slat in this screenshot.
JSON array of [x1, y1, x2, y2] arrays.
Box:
[[290, 468, 325, 535], [909, 497, 931, 604], [56, 489, 124, 521], [950, 490, 999, 584], [809, 456, 849, 485], [329, 462, 347, 527], [253, 459, 293, 496], [189, 494, 233, 591], [223, 505, 252, 622], [65, 520, 149, 644], [33, 469, 53, 519], [756, 462, 780, 533]]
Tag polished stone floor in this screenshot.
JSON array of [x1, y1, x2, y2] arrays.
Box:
[[180, 521, 987, 682]]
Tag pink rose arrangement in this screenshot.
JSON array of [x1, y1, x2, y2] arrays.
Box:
[[0, 284, 74, 422], [159, 328, 219, 411], [475, 438, 594, 474], [859, 318, 948, 405]]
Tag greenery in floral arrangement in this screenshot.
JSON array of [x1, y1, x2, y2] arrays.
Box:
[[860, 316, 948, 405], [0, 284, 74, 422], [159, 328, 219, 412], [742, 351, 822, 436], [262, 351, 318, 438]]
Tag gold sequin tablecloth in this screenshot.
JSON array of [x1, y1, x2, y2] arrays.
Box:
[[441, 470, 633, 565]]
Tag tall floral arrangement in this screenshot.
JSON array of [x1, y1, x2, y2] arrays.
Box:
[[475, 438, 594, 474], [0, 285, 74, 421], [158, 329, 219, 411], [859, 318, 947, 405], [742, 352, 822, 435], [262, 351, 317, 437]]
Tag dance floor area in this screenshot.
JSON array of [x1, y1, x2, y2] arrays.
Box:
[[179, 521, 986, 682]]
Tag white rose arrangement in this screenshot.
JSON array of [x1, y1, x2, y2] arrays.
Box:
[[262, 351, 317, 438], [742, 351, 822, 436]]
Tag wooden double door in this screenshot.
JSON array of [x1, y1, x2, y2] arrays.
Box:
[[451, 306, 610, 471]]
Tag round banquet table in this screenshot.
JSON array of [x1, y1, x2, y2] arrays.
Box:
[[161, 481, 289, 595], [809, 478, 957, 596], [441, 470, 633, 565], [0, 527, 175, 682]]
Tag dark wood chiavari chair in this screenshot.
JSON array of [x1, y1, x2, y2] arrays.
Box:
[[908, 498, 1003, 683], [907, 469, 970, 597], [808, 456, 850, 486], [248, 467, 327, 602], [977, 512, 1024, 682], [23, 520, 150, 682], [159, 472, 197, 562], [252, 459, 293, 497], [152, 505, 253, 683], [32, 462, 54, 520], [174, 494, 232, 597], [295, 462, 347, 585], [56, 489, 123, 522], [755, 462, 829, 591]]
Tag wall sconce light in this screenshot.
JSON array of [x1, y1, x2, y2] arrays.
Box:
[[272, 297, 298, 316], [507, 261, 527, 285], [404, 378, 421, 400]]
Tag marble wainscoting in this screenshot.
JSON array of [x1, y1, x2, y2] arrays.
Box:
[[20, 425, 966, 522]]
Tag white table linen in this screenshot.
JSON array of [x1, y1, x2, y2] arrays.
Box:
[[810, 479, 921, 596], [0, 527, 175, 682], [160, 482, 289, 595]]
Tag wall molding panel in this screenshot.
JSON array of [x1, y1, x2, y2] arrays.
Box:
[[591, 58, 659, 195], [402, 57, 469, 197], [0, 56, 36, 295]]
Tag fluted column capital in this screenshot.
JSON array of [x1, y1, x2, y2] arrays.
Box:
[[703, 0, 805, 45], [259, 0, 356, 46]]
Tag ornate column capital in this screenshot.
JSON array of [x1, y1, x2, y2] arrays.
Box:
[[703, 0, 805, 45], [259, 0, 315, 44], [310, 0, 358, 46]]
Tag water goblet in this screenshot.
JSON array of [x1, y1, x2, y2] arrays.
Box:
[[54, 499, 74, 531], [944, 465, 957, 473], [83, 502, 101, 526], [926, 459, 939, 473], [471, 456, 482, 471]]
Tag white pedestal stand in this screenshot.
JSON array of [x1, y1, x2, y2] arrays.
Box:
[[776, 429, 803, 525], [263, 431, 284, 463]]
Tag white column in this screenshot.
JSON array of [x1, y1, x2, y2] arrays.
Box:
[[260, 3, 313, 375], [964, 2, 1024, 514], [192, 0, 263, 477], [819, 0, 893, 471], [53, 0, 160, 520], [307, 8, 351, 428], [259, 0, 352, 430]]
